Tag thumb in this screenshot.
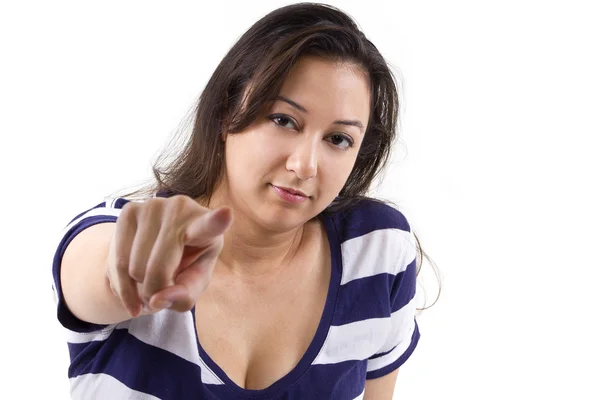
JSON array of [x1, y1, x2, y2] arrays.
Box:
[[148, 234, 224, 312]]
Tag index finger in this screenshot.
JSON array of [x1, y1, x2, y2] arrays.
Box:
[[141, 207, 231, 298], [182, 206, 233, 247]]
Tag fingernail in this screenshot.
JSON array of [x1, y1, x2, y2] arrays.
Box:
[[211, 207, 232, 227], [128, 305, 141, 318], [209, 208, 223, 220]]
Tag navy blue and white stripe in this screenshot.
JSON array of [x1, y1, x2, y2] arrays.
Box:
[[51, 195, 420, 399]]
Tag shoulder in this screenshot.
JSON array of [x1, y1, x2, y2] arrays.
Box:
[[327, 197, 412, 241], [65, 197, 133, 226], [57, 196, 140, 252], [326, 197, 416, 278]]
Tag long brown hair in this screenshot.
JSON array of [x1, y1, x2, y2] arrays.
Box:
[[116, 2, 441, 311]]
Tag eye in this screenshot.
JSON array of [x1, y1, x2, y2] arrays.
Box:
[[327, 134, 354, 150], [269, 114, 298, 130]]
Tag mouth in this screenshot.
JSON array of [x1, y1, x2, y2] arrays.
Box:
[[271, 185, 309, 198], [270, 184, 311, 204]]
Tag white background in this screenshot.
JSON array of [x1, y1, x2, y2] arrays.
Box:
[[1, 0, 599, 398]]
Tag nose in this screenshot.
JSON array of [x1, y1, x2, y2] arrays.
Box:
[[286, 136, 318, 180]]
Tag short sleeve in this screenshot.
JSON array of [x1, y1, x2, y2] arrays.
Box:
[[366, 226, 420, 379], [51, 197, 130, 333]]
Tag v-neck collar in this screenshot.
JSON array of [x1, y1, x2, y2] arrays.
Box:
[[190, 211, 342, 398]]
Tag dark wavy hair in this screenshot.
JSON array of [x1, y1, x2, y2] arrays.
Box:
[[116, 2, 441, 311]]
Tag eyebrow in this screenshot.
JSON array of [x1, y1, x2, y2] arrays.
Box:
[[275, 95, 365, 133]]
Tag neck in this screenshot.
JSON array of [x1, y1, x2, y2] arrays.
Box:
[[197, 187, 308, 280], [221, 220, 306, 279]]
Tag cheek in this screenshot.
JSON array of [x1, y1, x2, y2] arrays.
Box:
[[254, 138, 285, 164], [225, 132, 281, 177], [319, 155, 356, 191]]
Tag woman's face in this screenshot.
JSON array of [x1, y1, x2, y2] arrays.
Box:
[[221, 56, 371, 231]]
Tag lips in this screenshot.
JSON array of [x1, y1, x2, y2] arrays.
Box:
[[272, 185, 309, 197]]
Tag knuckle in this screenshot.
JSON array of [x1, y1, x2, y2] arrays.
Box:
[[170, 194, 192, 209], [164, 195, 185, 215], [140, 292, 151, 305], [128, 263, 145, 282], [144, 272, 169, 293], [120, 202, 138, 219], [166, 195, 198, 220], [114, 255, 130, 271], [139, 199, 161, 219]]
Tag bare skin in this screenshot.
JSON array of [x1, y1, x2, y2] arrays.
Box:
[[194, 217, 331, 390], [187, 56, 369, 389], [61, 57, 398, 396]]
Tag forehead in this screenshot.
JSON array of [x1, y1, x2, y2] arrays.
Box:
[[276, 56, 371, 124]]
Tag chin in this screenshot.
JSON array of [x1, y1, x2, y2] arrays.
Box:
[[253, 203, 310, 232], [259, 207, 306, 231]]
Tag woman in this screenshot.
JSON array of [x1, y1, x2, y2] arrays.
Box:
[[52, 3, 431, 399]]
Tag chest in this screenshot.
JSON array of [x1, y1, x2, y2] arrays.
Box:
[[193, 232, 331, 390]]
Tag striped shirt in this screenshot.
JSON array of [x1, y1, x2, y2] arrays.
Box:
[[51, 195, 420, 399]]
